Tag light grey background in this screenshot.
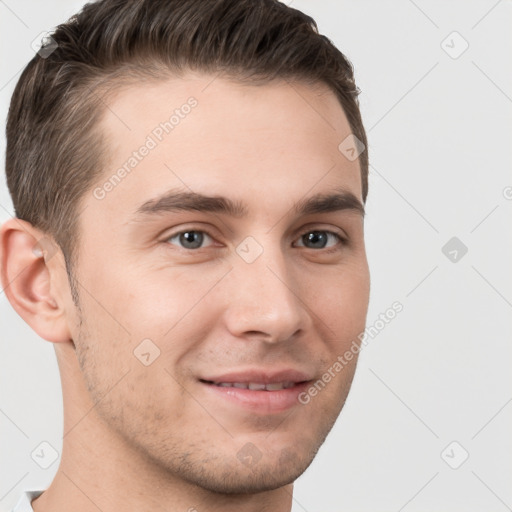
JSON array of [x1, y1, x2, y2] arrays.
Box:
[[1, 1, 511, 511]]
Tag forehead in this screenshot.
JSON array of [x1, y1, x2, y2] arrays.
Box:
[[88, 73, 362, 221]]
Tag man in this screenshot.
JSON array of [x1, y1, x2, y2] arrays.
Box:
[[1, 0, 370, 510]]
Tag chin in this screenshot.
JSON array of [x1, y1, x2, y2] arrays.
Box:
[[170, 444, 317, 495]]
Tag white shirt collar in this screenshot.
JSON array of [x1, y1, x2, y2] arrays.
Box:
[[11, 489, 45, 512]]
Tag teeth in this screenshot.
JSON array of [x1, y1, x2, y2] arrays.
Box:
[[248, 382, 266, 390], [265, 382, 286, 391], [212, 381, 295, 391]]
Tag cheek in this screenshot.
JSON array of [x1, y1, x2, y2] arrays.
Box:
[[339, 276, 370, 333], [307, 262, 370, 337], [100, 260, 225, 335], [74, 312, 195, 438]]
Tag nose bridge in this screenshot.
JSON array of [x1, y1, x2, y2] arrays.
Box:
[[224, 234, 310, 342]]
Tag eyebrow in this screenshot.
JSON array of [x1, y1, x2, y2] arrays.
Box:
[[132, 187, 365, 221]]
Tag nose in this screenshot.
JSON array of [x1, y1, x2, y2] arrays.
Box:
[[222, 241, 312, 344]]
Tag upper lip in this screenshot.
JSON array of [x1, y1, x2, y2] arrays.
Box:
[[199, 368, 314, 384]]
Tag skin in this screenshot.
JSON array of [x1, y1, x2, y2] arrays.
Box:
[[0, 73, 370, 512]]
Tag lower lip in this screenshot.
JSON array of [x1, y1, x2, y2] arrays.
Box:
[[200, 381, 310, 413]]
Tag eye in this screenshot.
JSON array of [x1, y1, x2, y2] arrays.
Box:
[[164, 228, 346, 252], [294, 230, 345, 251], [166, 230, 215, 250]]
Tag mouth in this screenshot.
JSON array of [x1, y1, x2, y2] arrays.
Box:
[[199, 380, 299, 391], [197, 370, 313, 413]]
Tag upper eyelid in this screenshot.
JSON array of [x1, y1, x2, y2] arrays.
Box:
[[163, 221, 347, 238]]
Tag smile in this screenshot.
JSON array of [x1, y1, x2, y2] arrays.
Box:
[[202, 380, 297, 391], [198, 377, 312, 413]]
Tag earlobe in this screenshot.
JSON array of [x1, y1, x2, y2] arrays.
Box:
[[0, 218, 72, 343]]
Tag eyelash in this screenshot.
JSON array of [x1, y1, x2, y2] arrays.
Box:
[[164, 228, 347, 253]]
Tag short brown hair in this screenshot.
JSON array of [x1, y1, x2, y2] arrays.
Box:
[[5, 0, 368, 302]]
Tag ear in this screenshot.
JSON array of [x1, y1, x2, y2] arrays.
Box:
[[0, 218, 72, 343]]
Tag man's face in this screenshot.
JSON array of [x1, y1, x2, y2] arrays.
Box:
[[67, 73, 370, 493]]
